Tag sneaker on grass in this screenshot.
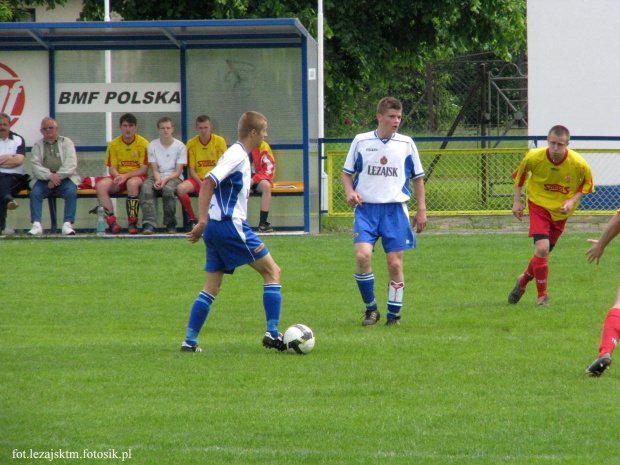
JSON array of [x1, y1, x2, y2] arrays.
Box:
[[507, 275, 525, 304], [258, 222, 273, 233], [61, 221, 75, 235], [142, 223, 156, 235], [28, 221, 43, 236], [180, 341, 203, 353], [262, 332, 286, 351], [362, 309, 380, 326], [585, 353, 611, 377]]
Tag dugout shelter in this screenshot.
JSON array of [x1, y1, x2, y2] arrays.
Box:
[[0, 19, 319, 233]]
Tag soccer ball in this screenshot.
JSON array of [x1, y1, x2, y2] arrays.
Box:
[[282, 324, 315, 354]]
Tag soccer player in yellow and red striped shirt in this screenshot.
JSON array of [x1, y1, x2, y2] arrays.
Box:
[[508, 125, 594, 306], [177, 115, 227, 229], [95, 113, 149, 234], [583, 208, 620, 377]]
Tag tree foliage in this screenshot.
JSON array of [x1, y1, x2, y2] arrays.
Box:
[[79, 0, 526, 135], [0, 0, 67, 21]]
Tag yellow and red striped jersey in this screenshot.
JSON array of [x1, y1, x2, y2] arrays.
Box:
[[513, 147, 594, 221], [105, 134, 149, 174], [186, 133, 227, 179]]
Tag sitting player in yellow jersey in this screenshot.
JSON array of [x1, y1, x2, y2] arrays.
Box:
[[89, 113, 149, 234], [508, 125, 594, 306], [177, 115, 227, 230]]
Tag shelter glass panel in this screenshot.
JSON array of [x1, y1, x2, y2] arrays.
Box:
[[186, 48, 303, 144]]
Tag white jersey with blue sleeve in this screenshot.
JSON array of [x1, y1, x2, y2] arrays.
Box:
[[343, 131, 424, 204], [206, 142, 251, 222]]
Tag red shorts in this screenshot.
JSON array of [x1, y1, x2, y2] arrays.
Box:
[[105, 174, 146, 193], [528, 200, 566, 244], [187, 178, 201, 193]]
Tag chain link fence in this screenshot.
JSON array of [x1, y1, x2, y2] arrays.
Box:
[[394, 52, 527, 140], [324, 142, 620, 217]]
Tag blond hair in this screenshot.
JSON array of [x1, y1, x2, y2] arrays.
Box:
[[238, 111, 267, 139]]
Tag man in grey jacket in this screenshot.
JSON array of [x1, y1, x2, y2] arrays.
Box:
[[28, 117, 80, 236]]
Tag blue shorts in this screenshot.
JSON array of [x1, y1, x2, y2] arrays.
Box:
[[203, 218, 269, 274], [353, 203, 416, 253]]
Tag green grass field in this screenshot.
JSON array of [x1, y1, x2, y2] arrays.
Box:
[[2, 232, 620, 464]]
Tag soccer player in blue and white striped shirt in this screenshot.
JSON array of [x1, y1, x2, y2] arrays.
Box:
[[343, 97, 427, 326], [181, 111, 285, 353]]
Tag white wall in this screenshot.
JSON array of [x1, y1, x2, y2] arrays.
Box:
[[528, 0, 620, 137], [0, 52, 49, 144], [528, 0, 620, 185], [34, 0, 122, 22], [34, 0, 83, 22]]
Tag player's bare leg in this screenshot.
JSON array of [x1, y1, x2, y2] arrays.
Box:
[[95, 177, 121, 234]]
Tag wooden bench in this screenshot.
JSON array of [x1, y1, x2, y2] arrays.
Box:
[[15, 180, 304, 232]]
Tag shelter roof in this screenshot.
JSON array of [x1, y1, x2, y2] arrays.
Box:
[[0, 18, 312, 51]]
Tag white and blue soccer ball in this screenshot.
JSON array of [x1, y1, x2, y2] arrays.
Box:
[[283, 324, 315, 354]]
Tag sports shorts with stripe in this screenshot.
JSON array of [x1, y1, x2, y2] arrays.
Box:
[[353, 202, 416, 253], [203, 218, 269, 274]]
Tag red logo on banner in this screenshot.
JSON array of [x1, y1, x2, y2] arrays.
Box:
[[0, 63, 25, 125]]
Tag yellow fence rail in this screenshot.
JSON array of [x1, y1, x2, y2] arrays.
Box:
[[326, 148, 620, 217]]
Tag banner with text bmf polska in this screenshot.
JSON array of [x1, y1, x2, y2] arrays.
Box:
[[55, 83, 181, 113], [0, 51, 182, 144]]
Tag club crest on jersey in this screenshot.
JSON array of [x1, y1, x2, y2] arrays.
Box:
[[565, 175, 572, 183]]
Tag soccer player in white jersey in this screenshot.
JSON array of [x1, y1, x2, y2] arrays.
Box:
[[342, 97, 427, 326], [181, 111, 286, 353]]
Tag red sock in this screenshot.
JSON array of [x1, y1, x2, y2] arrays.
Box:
[[520, 257, 538, 289], [530, 255, 548, 298], [599, 307, 620, 356], [178, 194, 197, 221]]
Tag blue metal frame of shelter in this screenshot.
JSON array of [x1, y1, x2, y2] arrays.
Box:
[[0, 19, 317, 233]]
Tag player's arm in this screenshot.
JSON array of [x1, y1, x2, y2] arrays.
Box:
[[512, 185, 524, 221], [187, 175, 214, 243], [586, 212, 620, 264], [164, 163, 184, 183], [150, 162, 163, 189], [412, 176, 427, 233], [342, 172, 362, 207], [0, 153, 25, 168], [560, 191, 583, 215], [189, 167, 202, 185], [123, 164, 148, 180], [108, 166, 121, 179]]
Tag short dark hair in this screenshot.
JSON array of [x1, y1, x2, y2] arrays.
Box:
[[377, 97, 402, 115], [119, 113, 137, 126], [549, 125, 570, 140], [196, 115, 211, 124], [157, 116, 173, 128]]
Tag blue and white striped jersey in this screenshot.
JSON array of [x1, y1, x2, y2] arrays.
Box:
[[343, 131, 424, 204], [206, 142, 251, 222]]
